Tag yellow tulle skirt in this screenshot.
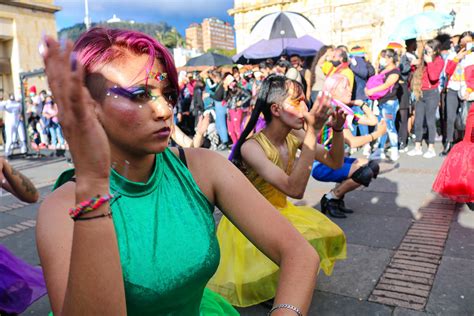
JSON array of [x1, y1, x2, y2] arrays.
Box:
[[207, 201, 347, 307]]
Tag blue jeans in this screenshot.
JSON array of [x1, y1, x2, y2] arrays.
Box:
[[49, 121, 65, 146], [378, 99, 399, 149], [214, 101, 229, 144], [350, 105, 369, 136]]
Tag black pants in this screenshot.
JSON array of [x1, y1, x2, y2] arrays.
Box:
[[415, 89, 440, 144], [397, 82, 410, 145], [445, 88, 461, 142]]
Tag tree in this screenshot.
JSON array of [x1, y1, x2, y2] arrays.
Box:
[[207, 48, 237, 57], [58, 21, 178, 43], [160, 27, 185, 49]]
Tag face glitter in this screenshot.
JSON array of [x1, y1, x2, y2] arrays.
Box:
[[147, 71, 167, 82], [106, 84, 176, 108]]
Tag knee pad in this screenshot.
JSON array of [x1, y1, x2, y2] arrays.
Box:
[[351, 165, 374, 187], [367, 160, 380, 179]]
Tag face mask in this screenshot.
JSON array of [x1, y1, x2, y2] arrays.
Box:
[[379, 58, 387, 67], [29, 92, 35, 97], [331, 60, 342, 67]]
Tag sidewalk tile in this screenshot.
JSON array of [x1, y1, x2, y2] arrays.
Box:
[[426, 256, 474, 315], [316, 244, 392, 299]]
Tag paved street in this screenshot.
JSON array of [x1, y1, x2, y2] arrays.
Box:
[[1, 145, 473, 315]]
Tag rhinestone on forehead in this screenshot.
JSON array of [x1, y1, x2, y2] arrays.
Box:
[[147, 71, 168, 82]]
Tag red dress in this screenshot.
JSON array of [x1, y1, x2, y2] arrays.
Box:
[[433, 103, 474, 202]]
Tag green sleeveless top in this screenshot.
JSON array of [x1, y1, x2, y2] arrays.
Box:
[[54, 148, 238, 315]]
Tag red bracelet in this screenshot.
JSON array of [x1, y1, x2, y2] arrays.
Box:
[[69, 194, 114, 220]]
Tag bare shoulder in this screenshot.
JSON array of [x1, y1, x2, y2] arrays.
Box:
[[38, 181, 76, 223], [240, 138, 263, 159], [178, 148, 236, 205], [36, 181, 77, 313], [37, 181, 75, 254]]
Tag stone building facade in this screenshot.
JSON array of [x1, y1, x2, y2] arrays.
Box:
[[230, 0, 474, 60], [0, 0, 59, 98], [186, 18, 235, 52], [185, 23, 204, 51]]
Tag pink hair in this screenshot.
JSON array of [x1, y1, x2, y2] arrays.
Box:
[[73, 27, 178, 101], [322, 74, 350, 95]]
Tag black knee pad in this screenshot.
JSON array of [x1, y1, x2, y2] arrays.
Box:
[[367, 160, 380, 179], [351, 165, 374, 187]]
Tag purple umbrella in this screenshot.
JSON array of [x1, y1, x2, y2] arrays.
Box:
[[233, 35, 324, 63]]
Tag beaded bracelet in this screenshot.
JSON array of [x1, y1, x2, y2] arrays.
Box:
[[68, 194, 114, 220], [268, 304, 303, 316], [74, 209, 113, 221]]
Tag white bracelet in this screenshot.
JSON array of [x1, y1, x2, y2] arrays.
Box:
[[268, 303, 303, 316]]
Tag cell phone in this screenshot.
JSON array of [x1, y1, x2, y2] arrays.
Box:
[[453, 45, 461, 53]]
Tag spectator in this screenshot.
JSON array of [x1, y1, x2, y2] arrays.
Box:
[[408, 39, 444, 158], [309, 45, 334, 106], [290, 54, 312, 100]]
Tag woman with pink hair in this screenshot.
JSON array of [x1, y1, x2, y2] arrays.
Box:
[[36, 27, 321, 315]]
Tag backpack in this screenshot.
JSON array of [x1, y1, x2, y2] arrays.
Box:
[[365, 69, 394, 100]]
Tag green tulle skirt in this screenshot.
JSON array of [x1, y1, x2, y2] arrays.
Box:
[[48, 288, 239, 315]]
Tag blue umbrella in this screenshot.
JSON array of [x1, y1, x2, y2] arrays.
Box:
[[388, 11, 454, 41]]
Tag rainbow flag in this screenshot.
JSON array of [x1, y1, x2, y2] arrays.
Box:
[[386, 42, 404, 50], [350, 47, 366, 57]]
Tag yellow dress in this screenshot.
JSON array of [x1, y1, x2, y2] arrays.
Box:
[[207, 132, 347, 307]]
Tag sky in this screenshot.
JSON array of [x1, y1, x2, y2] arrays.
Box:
[[54, 0, 235, 35]]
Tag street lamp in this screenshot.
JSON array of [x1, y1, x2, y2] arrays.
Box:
[[84, 0, 91, 29], [449, 9, 456, 28]]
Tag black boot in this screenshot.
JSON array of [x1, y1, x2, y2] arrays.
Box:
[[336, 199, 354, 214], [321, 195, 347, 218], [440, 142, 453, 156]]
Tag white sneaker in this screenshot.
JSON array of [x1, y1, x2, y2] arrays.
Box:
[[369, 148, 385, 160], [389, 148, 400, 161], [362, 144, 371, 156], [407, 148, 423, 156], [423, 149, 436, 159]]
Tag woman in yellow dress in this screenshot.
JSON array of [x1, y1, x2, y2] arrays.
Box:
[[208, 74, 347, 307]]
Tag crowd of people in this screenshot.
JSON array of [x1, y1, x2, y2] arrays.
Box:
[[0, 25, 472, 315], [0, 86, 67, 157], [172, 31, 473, 163]]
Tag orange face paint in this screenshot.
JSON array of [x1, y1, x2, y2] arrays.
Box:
[[283, 96, 307, 115]]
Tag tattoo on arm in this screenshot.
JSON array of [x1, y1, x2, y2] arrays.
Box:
[[11, 167, 38, 195]]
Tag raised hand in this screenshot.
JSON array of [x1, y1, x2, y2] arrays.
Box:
[[455, 48, 468, 61], [327, 107, 347, 130], [304, 91, 333, 131], [41, 36, 111, 186], [374, 119, 387, 138], [196, 114, 210, 136]]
